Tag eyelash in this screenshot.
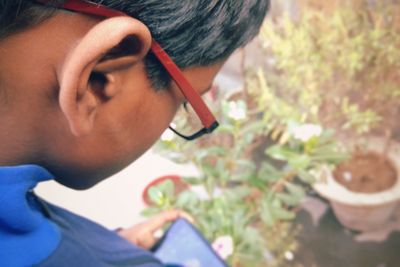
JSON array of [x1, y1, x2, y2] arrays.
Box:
[[183, 101, 189, 111]]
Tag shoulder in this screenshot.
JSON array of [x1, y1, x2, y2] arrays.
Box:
[[36, 198, 163, 267]]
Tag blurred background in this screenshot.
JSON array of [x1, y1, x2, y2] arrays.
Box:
[[37, 0, 400, 266]]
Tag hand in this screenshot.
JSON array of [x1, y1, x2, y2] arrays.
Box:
[[118, 210, 193, 249]]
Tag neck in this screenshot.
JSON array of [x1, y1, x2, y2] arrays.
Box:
[[0, 115, 42, 166]]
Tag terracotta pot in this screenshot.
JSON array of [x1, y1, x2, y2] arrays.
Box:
[[313, 137, 400, 231], [142, 175, 189, 206], [330, 200, 399, 232]]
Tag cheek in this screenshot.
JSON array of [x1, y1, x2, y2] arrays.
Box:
[[104, 89, 178, 160], [136, 92, 179, 147], [41, 87, 179, 189]]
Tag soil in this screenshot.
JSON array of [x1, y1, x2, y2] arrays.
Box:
[[333, 152, 397, 193]]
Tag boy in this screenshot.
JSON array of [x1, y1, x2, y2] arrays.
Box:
[[0, 0, 269, 266]]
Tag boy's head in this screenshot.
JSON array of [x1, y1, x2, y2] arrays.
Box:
[[0, 0, 269, 189]]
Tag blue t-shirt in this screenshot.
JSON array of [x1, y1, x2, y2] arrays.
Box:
[[0, 165, 163, 267]]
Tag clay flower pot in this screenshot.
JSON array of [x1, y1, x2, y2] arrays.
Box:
[[142, 175, 189, 206], [313, 138, 400, 231]]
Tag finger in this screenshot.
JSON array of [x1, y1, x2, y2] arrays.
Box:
[[146, 210, 194, 233], [137, 233, 157, 250], [176, 210, 195, 224]]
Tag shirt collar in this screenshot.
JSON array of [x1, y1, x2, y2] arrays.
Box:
[[0, 165, 61, 266]]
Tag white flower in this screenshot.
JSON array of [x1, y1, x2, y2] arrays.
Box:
[[292, 124, 322, 142], [284, 251, 294, 261], [212, 235, 234, 260], [227, 101, 247, 121], [160, 124, 175, 142]]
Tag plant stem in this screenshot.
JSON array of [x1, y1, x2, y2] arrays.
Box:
[[271, 171, 296, 193]]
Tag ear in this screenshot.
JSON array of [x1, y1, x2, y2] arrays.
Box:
[[58, 17, 152, 136]]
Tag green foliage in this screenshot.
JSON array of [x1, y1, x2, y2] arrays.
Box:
[[146, 180, 175, 209], [258, 1, 400, 136], [139, 2, 400, 266], [341, 97, 382, 134], [145, 89, 347, 266]]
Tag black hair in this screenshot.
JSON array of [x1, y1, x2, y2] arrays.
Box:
[[0, 1, 57, 38], [0, 0, 269, 89]]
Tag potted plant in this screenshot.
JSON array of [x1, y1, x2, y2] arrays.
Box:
[[314, 137, 400, 231], [143, 89, 344, 266], [142, 175, 189, 206], [258, 0, 400, 231]]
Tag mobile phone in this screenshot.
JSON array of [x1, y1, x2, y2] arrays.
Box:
[[151, 218, 229, 267]]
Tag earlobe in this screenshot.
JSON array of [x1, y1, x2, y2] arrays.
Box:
[[58, 16, 152, 136]]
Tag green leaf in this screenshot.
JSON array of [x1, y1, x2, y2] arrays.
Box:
[[260, 200, 275, 226], [242, 132, 255, 147], [233, 208, 250, 228], [148, 186, 164, 206], [158, 179, 175, 199], [216, 124, 235, 134], [202, 164, 218, 178], [249, 174, 267, 189], [194, 150, 209, 163], [207, 146, 228, 156], [176, 190, 199, 209], [285, 182, 306, 199], [298, 170, 316, 183], [225, 186, 251, 201], [182, 176, 203, 185], [257, 162, 283, 182], [266, 145, 297, 161], [215, 159, 226, 176], [276, 193, 301, 206], [236, 159, 257, 172], [241, 121, 267, 135], [288, 154, 311, 170], [229, 174, 244, 182], [272, 207, 296, 221]]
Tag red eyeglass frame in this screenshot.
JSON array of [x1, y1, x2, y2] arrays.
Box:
[[36, 0, 219, 140]]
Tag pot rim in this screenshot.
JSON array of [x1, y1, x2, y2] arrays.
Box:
[[314, 166, 400, 206], [313, 136, 400, 206]]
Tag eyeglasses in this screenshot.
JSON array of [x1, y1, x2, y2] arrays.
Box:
[[36, 0, 219, 141]]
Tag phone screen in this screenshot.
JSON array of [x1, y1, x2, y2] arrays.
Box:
[[151, 218, 229, 267]]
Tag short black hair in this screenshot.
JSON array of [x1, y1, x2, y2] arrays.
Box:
[[0, 0, 269, 89]]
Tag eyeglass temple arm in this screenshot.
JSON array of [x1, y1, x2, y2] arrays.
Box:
[[150, 42, 218, 129], [169, 124, 219, 141]]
